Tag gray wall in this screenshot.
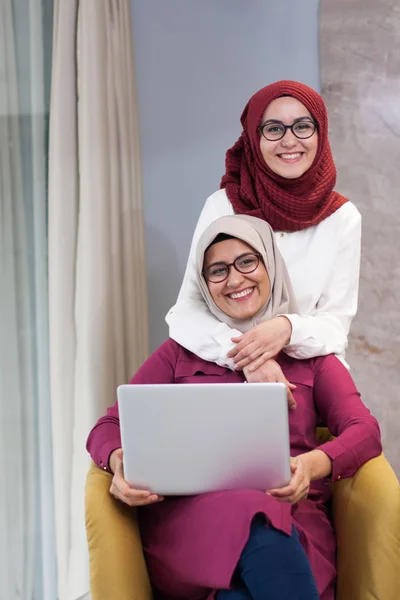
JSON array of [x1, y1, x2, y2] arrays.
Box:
[[320, 0, 400, 474], [131, 0, 321, 351]]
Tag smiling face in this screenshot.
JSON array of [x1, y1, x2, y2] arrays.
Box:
[[203, 238, 271, 321], [259, 96, 318, 179]]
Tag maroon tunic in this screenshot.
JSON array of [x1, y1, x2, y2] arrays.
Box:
[[87, 339, 382, 600]]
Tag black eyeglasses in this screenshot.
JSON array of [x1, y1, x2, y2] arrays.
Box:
[[202, 252, 261, 283], [258, 119, 318, 142]]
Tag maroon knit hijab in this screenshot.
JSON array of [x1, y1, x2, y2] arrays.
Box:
[[220, 80, 347, 232]]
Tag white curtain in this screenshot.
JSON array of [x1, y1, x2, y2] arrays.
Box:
[[0, 0, 56, 598], [48, 1, 149, 598]]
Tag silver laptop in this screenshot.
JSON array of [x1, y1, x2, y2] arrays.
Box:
[[117, 382, 291, 496]]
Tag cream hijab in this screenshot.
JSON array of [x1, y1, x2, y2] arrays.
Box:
[[196, 215, 298, 333]]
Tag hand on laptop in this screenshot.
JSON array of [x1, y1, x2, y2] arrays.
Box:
[[267, 450, 332, 504], [109, 448, 164, 507], [267, 456, 311, 504], [243, 359, 297, 410]]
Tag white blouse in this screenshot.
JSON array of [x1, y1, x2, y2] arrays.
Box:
[[166, 189, 361, 369]]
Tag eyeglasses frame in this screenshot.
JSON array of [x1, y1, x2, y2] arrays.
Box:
[[202, 252, 262, 283], [258, 119, 318, 142]]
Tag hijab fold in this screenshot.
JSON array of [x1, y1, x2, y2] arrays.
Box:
[[220, 80, 348, 232], [196, 215, 298, 334]]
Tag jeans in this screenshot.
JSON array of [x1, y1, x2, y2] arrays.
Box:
[[216, 518, 319, 600]]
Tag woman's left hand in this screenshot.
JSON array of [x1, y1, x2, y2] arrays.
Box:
[[228, 316, 292, 371], [268, 456, 311, 504], [243, 359, 297, 410]]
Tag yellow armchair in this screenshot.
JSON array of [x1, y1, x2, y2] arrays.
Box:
[[85, 446, 400, 600]]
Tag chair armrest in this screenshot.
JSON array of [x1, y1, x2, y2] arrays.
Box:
[[332, 454, 400, 600], [85, 462, 153, 600]]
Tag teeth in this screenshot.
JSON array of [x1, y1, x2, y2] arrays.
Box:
[[280, 153, 302, 159], [229, 288, 253, 299]]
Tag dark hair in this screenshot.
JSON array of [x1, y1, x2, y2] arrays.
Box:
[[205, 233, 235, 252]]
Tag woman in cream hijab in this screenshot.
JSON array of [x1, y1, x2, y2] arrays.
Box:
[[87, 215, 381, 600], [196, 214, 299, 405], [195, 214, 298, 334]]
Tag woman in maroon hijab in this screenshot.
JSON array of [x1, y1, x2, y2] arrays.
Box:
[[166, 81, 361, 398]]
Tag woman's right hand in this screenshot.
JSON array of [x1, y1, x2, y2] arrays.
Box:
[[243, 359, 297, 410], [109, 448, 164, 506]]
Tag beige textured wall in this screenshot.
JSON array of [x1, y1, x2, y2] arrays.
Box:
[[320, 0, 400, 475]]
